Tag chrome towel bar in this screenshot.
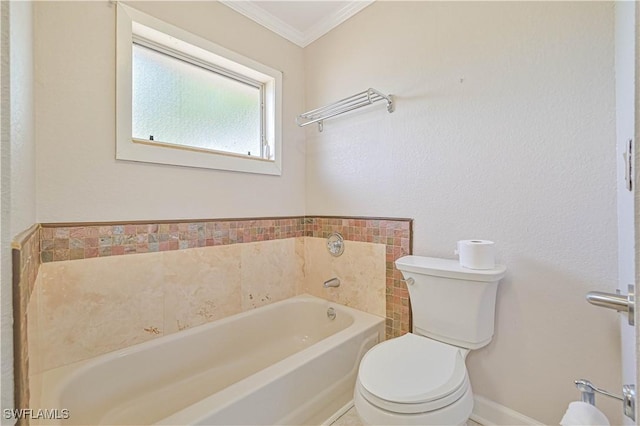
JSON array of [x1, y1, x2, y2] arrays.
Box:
[[587, 291, 630, 311], [296, 88, 394, 132], [575, 379, 622, 404], [574, 379, 636, 421], [586, 284, 634, 325]]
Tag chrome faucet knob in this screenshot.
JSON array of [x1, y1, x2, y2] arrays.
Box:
[[323, 277, 341, 288]]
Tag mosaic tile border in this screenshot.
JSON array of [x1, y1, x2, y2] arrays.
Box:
[[304, 216, 413, 339], [40, 217, 306, 263], [39, 215, 413, 339], [11, 223, 41, 423]]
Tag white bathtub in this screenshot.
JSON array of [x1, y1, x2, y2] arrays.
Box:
[[32, 294, 384, 425]]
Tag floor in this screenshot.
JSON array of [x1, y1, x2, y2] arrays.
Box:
[[330, 407, 361, 426], [331, 407, 483, 426]]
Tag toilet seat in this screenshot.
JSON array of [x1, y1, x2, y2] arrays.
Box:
[[357, 333, 469, 414]]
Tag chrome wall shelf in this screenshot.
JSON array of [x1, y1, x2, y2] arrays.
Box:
[[296, 88, 394, 132]]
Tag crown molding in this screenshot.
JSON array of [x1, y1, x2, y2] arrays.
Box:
[[220, 1, 306, 46], [220, 1, 375, 48], [303, 1, 374, 47]]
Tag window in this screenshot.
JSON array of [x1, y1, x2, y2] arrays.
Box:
[[132, 43, 264, 157], [116, 4, 282, 175]]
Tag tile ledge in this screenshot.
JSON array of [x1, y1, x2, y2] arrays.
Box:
[[12, 223, 40, 249]]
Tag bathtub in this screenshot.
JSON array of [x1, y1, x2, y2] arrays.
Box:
[[32, 294, 384, 425]]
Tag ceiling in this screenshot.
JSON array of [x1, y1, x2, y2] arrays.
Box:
[[219, 1, 375, 47]]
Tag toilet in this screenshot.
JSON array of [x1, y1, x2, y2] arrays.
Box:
[[354, 255, 506, 425]]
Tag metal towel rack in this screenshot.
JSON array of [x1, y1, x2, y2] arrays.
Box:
[[296, 88, 394, 132], [574, 379, 636, 421], [581, 287, 637, 421]]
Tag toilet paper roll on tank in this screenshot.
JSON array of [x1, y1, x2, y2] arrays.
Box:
[[455, 240, 496, 270]]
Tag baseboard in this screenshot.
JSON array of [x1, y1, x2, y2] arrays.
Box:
[[471, 395, 544, 425]]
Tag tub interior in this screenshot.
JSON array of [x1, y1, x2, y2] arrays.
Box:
[[55, 298, 356, 425]]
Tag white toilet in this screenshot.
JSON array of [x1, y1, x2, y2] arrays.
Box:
[[354, 255, 506, 425]]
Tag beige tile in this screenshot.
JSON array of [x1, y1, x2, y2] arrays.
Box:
[[162, 245, 242, 334], [240, 238, 302, 310], [37, 253, 164, 371], [295, 237, 306, 295], [303, 237, 386, 317]]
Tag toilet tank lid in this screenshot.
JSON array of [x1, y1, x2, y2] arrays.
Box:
[[395, 256, 506, 282]]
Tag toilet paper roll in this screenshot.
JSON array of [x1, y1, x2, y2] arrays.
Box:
[[560, 401, 610, 426], [456, 240, 495, 270]]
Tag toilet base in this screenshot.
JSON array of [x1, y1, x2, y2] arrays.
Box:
[[354, 381, 474, 426]]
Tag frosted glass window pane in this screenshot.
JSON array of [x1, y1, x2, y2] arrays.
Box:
[[132, 44, 262, 156]]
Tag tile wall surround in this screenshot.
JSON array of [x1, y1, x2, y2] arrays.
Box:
[[39, 216, 413, 337], [27, 216, 412, 376], [12, 223, 41, 424], [303, 237, 386, 318], [30, 238, 305, 373], [305, 217, 412, 338]]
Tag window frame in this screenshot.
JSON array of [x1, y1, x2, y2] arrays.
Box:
[[116, 4, 283, 175]]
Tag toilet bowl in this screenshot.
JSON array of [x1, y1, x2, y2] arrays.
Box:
[[354, 333, 473, 425], [354, 255, 506, 425]]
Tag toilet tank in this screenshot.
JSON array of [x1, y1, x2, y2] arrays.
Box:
[[395, 256, 506, 350]]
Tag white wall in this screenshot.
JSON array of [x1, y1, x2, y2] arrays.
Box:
[[35, 1, 306, 223], [304, 2, 619, 424], [9, 1, 35, 238], [1, 0, 36, 417], [0, 1, 11, 416]]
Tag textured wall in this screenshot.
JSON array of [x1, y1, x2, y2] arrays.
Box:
[[8, 0, 35, 238], [2, 0, 36, 418], [1, 1, 13, 415], [34, 1, 305, 222], [304, 2, 619, 424]]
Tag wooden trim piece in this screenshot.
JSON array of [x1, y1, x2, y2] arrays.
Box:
[[306, 215, 413, 222], [40, 216, 413, 228]]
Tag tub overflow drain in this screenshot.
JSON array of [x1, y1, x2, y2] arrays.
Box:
[[327, 307, 336, 320]]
